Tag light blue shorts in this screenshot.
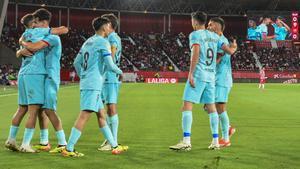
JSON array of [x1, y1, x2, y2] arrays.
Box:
[[80, 90, 103, 112], [43, 77, 59, 111], [215, 86, 231, 103], [18, 75, 27, 105], [102, 83, 121, 104], [23, 74, 45, 105], [183, 79, 215, 104]]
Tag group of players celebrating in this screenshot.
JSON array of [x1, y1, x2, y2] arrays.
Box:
[[169, 11, 237, 151], [5, 8, 127, 157], [247, 15, 291, 40], [4, 10, 237, 157]]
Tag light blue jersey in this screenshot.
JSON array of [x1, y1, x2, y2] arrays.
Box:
[[104, 32, 122, 83], [19, 28, 51, 75], [216, 35, 232, 88], [43, 35, 62, 83], [189, 29, 224, 82], [273, 24, 288, 40], [247, 27, 259, 40], [256, 24, 268, 40], [74, 34, 112, 91]]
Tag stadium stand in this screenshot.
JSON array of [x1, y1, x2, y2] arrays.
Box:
[[1, 25, 300, 73]]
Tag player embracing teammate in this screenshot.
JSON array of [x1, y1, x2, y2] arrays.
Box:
[[170, 11, 237, 151], [5, 8, 69, 153]]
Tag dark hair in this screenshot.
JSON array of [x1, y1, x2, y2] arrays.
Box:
[[210, 17, 225, 31], [21, 14, 35, 28], [277, 16, 284, 21], [262, 14, 270, 20], [92, 17, 110, 31], [191, 11, 207, 25], [101, 13, 119, 30], [33, 8, 52, 22]]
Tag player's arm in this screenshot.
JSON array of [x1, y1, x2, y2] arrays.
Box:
[[266, 35, 275, 40], [221, 39, 237, 55], [21, 40, 48, 52], [73, 52, 83, 77], [188, 44, 200, 88], [18, 36, 25, 45], [50, 26, 69, 35], [16, 48, 33, 58], [103, 54, 123, 75], [280, 20, 291, 32], [216, 53, 224, 64]]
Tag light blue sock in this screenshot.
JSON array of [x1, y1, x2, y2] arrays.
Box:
[[100, 125, 117, 147], [219, 111, 230, 141], [108, 114, 119, 144], [182, 111, 192, 139], [56, 130, 67, 146], [40, 129, 49, 145], [66, 127, 81, 152], [22, 128, 35, 146], [209, 112, 219, 139], [8, 125, 19, 140], [106, 116, 112, 127]]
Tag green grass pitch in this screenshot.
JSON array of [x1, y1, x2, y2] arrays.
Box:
[[0, 83, 299, 169]]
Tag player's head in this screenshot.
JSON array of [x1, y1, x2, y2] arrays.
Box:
[[248, 19, 256, 28], [276, 16, 284, 26], [33, 8, 52, 27], [20, 14, 35, 29], [208, 17, 225, 33], [262, 15, 271, 25], [191, 11, 207, 30], [101, 13, 119, 32], [92, 17, 111, 37]]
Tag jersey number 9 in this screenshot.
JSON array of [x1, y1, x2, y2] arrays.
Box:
[[206, 48, 214, 66]]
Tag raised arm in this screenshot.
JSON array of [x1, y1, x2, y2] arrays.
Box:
[[188, 44, 200, 88], [221, 39, 237, 55], [280, 20, 291, 32], [51, 26, 69, 35]]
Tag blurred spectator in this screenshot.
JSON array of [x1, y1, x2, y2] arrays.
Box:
[[0, 64, 18, 85]]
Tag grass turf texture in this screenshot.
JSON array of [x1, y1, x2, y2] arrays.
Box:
[[0, 83, 299, 169]]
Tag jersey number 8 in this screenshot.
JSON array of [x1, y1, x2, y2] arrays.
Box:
[[83, 52, 89, 71]]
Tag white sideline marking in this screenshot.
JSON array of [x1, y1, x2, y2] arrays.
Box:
[[0, 85, 78, 98]]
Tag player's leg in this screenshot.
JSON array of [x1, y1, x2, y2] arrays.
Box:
[[96, 109, 128, 154], [107, 104, 118, 143], [99, 83, 120, 150], [215, 86, 231, 147], [33, 110, 51, 151], [45, 109, 68, 153], [40, 79, 67, 152], [6, 74, 28, 151], [201, 82, 219, 149], [62, 90, 100, 157], [170, 79, 204, 151], [5, 105, 28, 151], [20, 104, 41, 153], [62, 110, 91, 157], [20, 75, 45, 153]]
